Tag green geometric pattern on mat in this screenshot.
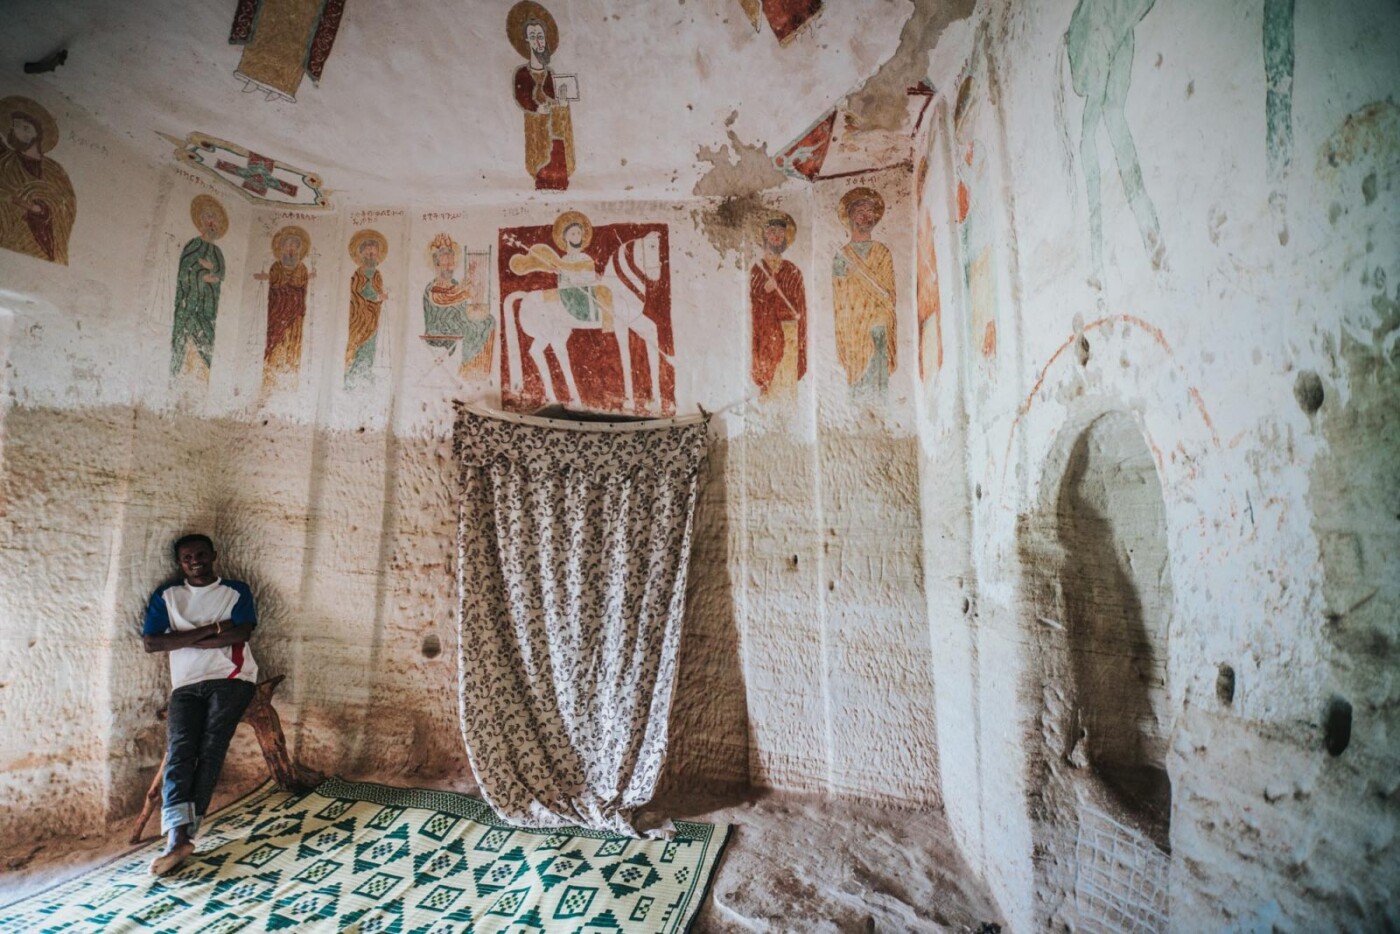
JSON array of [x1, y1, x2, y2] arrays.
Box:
[[0, 778, 730, 933]]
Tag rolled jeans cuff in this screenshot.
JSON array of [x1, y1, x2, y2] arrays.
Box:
[[161, 802, 201, 836]]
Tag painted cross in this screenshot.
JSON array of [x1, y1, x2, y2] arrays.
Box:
[[214, 152, 300, 198]]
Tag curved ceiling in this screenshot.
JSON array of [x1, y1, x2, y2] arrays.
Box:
[[4, 0, 918, 205]]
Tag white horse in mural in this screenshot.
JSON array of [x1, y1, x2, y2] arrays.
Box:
[[502, 232, 668, 412]]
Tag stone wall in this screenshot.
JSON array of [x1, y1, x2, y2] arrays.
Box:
[[918, 0, 1400, 928]]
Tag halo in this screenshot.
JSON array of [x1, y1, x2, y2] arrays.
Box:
[[189, 195, 229, 240], [506, 1, 560, 60], [551, 210, 592, 252], [837, 187, 885, 228], [758, 212, 797, 248], [0, 96, 60, 154], [426, 232, 461, 271], [348, 228, 389, 263], [271, 225, 311, 261]]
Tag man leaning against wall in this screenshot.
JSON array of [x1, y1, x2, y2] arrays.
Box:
[[140, 534, 259, 875]]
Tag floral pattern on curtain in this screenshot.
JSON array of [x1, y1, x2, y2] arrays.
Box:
[[453, 406, 709, 836]]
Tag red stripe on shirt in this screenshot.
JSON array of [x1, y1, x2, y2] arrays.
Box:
[[229, 642, 244, 679]]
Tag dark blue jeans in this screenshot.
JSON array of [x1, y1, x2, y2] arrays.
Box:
[[160, 678, 255, 835]]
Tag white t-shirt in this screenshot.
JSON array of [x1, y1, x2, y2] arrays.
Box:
[[142, 578, 259, 690]]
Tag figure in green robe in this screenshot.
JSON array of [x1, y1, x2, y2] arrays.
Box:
[[170, 196, 229, 378]]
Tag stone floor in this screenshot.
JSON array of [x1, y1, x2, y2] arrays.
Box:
[[0, 776, 1002, 933]]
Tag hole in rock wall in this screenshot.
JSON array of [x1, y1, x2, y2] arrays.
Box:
[[421, 633, 442, 659], [1324, 695, 1352, 756], [1216, 664, 1236, 707], [1056, 412, 1173, 849]]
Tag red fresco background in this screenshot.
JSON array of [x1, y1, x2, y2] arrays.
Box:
[[497, 222, 674, 415]]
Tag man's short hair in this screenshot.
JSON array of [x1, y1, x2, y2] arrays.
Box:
[[172, 533, 214, 563]]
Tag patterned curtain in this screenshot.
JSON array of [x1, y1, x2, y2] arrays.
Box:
[[453, 406, 709, 836]]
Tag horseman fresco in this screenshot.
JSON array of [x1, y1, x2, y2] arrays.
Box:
[[499, 213, 673, 415], [507, 211, 614, 330]]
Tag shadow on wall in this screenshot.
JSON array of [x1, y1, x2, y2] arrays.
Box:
[[1018, 409, 1173, 930], [659, 437, 751, 794], [1058, 417, 1172, 847]]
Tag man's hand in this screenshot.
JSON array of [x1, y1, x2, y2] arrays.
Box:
[[191, 623, 254, 649]]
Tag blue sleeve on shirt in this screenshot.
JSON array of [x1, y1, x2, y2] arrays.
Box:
[[227, 581, 258, 628], [141, 584, 174, 636]]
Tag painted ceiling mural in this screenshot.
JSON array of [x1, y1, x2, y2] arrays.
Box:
[[0, 95, 75, 265], [508, 2, 578, 192], [163, 132, 331, 210], [228, 0, 347, 101]]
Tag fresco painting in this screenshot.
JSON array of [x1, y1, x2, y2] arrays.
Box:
[[170, 195, 230, 380], [955, 74, 999, 363], [774, 111, 836, 180], [344, 229, 389, 388], [256, 225, 314, 393], [500, 212, 673, 415], [164, 132, 330, 209], [750, 212, 808, 399], [832, 187, 897, 396], [229, 0, 347, 101], [1065, 0, 1166, 280], [1263, 0, 1295, 233], [740, 0, 823, 44], [421, 234, 494, 382], [0, 96, 75, 265], [508, 2, 577, 191], [916, 209, 943, 379]]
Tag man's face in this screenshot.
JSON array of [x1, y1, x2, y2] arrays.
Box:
[[564, 224, 584, 250], [359, 241, 380, 265], [177, 542, 217, 585], [526, 23, 548, 58], [850, 199, 878, 233], [763, 224, 787, 253], [10, 116, 38, 148], [199, 209, 220, 239], [434, 249, 454, 276], [280, 236, 301, 266]]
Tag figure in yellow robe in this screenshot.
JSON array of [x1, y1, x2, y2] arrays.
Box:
[[832, 188, 897, 394], [0, 98, 76, 265], [344, 230, 389, 388]]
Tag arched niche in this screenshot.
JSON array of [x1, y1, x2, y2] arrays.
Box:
[[1017, 408, 1174, 930]]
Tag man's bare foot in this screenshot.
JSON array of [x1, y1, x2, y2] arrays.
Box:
[[149, 840, 195, 876]]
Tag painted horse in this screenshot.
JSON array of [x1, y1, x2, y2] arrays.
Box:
[[502, 231, 668, 413]]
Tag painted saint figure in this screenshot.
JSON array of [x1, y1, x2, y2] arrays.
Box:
[[508, 211, 613, 328], [255, 225, 314, 392], [0, 96, 76, 265], [749, 213, 807, 398], [423, 233, 494, 379], [170, 195, 229, 379], [508, 1, 575, 191], [344, 229, 389, 387], [832, 187, 897, 395], [1066, 0, 1166, 280]]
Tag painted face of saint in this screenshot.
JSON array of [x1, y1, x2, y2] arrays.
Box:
[[526, 22, 549, 63], [434, 247, 455, 279], [199, 209, 221, 239], [9, 115, 39, 149], [849, 199, 879, 234], [280, 236, 302, 266], [763, 223, 788, 254], [563, 223, 585, 250], [359, 241, 381, 266]]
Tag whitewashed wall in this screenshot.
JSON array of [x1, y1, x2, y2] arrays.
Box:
[[919, 0, 1400, 928]]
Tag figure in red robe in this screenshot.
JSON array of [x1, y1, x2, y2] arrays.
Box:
[[749, 214, 808, 398]]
